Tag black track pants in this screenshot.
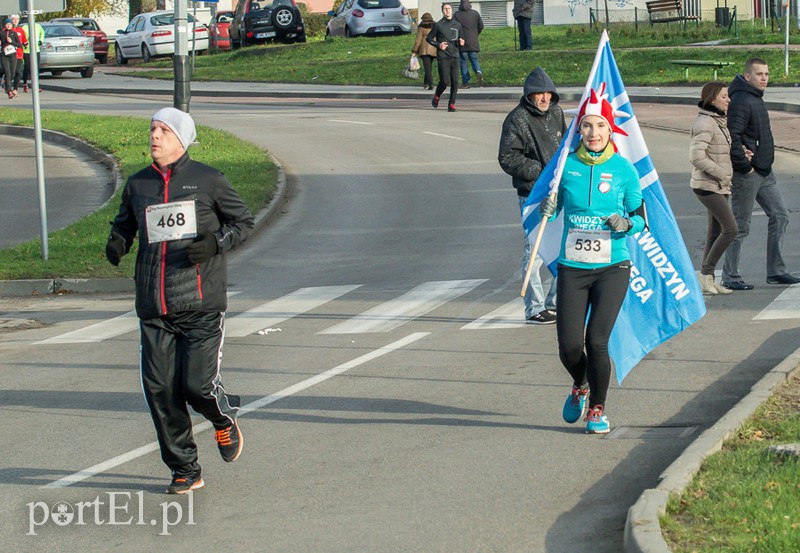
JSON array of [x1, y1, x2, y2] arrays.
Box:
[[555, 262, 630, 408], [434, 56, 459, 106], [139, 311, 240, 474]]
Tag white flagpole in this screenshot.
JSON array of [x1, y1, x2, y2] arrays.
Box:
[[520, 30, 611, 297]]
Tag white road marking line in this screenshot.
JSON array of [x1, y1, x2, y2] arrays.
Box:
[[319, 279, 487, 334], [34, 311, 139, 344], [422, 131, 466, 141], [462, 298, 526, 330], [33, 292, 242, 345], [329, 119, 373, 125], [225, 285, 362, 337], [754, 285, 800, 320], [44, 332, 430, 489]]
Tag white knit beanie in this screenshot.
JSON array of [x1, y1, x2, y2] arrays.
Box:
[[151, 107, 196, 151]]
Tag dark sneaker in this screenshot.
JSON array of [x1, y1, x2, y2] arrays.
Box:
[[166, 471, 204, 494], [431, 95, 440, 108], [215, 420, 243, 463], [448, 104, 457, 112], [766, 274, 800, 285], [476, 71, 484, 87], [721, 280, 754, 291], [526, 310, 556, 325], [562, 386, 588, 423], [461, 83, 470, 89], [585, 405, 610, 434]]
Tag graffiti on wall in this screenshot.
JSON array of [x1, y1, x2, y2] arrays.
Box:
[[566, 0, 634, 17]]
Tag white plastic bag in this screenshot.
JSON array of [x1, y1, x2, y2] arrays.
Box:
[[409, 54, 420, 71], [403, 66, 419, 80]]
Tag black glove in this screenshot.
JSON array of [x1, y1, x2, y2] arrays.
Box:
[[604, 213, 632, 232], [539, 195, 557, 218], [187, 233, 219, 264], [105, 231, 126, 266]]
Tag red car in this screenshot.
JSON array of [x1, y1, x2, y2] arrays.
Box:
[[210, 10, 234, 50], [49, 17, 109, 64]]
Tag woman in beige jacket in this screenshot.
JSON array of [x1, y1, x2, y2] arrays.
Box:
[[412, 13, 437, 90], [689, 81, 739, 295]]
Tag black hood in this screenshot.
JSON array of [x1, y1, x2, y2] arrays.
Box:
[[459, 0, 472, 10], [728, 73, 763, 99], [523, 67, 559, 104]]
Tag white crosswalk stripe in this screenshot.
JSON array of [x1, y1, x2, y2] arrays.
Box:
[[754, 286, 800, 320], [319, 279, 487, 334], [34, 311, 139, 344], [461, 298, 526, 330], [225, 285, 362, 337], [30, 280, 505, 344]]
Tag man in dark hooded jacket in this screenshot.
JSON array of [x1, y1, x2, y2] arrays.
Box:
[[453, 0, 484, 88], [426, 3, 463, 112], [498, 67, 565, 324], [721, 57, 800, 290]]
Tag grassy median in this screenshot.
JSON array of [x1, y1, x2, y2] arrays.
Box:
[[129, 22, 800, 87], [0, 109, 277, 280], [662, 375, 800, 552]]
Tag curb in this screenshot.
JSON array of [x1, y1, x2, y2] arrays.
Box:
[[623, 345, 800, 553], [37, 82, 800, 115]]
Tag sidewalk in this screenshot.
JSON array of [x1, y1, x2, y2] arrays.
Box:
[[3, 72, 800, 553]]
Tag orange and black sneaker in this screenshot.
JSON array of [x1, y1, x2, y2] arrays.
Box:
[[166, 471, 204, 494], [215, 420, 244, 463]]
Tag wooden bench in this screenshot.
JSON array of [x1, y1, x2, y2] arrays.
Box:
[[669, 59, 734, 80], [646, 0, 700, 26]]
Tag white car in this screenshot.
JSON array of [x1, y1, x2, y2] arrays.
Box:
[[115, 10, 209, 64]]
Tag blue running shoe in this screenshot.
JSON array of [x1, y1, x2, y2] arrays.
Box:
[[562, 386, 588, 423], [585, 405, 610, 434]]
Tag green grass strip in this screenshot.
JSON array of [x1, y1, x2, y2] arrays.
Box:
[[662, 376, 800, 552], [0, 108, 276, 280]]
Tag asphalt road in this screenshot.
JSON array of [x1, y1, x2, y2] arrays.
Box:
[[1, 87, 800, 552]]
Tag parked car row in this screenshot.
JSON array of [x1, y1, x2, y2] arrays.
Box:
[[34, 0, 413, 78]]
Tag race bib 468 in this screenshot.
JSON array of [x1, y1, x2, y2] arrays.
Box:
[[145, 200, 198, 243]]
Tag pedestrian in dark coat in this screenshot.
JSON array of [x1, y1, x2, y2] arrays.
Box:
[[0, 19, 23, 98], [426, 3, 463, 112], [498, 67, 565, 325], [513, 0, 534, 51], [721, 57, 800, 289], [453, 0, 484, 87]]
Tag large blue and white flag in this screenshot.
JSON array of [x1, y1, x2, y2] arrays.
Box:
[[521, 30, 706, 383]]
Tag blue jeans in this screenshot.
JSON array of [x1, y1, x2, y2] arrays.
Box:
[[516, 16, 532, 51], [722, 170, 789, 281], [459, 51, 481, 85], [519, 196, 557, 317]]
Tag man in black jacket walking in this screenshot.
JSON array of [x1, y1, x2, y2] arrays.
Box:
[[721, 58, 800, 290], [453, 0, 484, 88], [426, 4, 463, 112], [498, 68, 565, 324], [106, 107, 254, 494]]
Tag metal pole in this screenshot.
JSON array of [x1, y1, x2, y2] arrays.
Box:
[[26, 0, 48, 260], [785, 0, 790, 76], [173, 0, 191, 112], [191, 0, 197, 73]]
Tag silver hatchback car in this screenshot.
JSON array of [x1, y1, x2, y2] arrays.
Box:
[[326, 0, 412, 38]]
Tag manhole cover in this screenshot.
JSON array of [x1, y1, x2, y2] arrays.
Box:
[[606, 425, 698, 440]]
